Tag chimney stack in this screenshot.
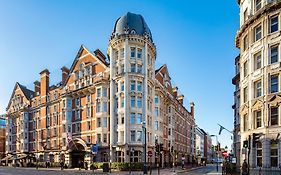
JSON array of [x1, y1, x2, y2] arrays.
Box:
[[34, 81, 40, 94], [40, 69, 50, 103], [94, 49, 107, 63], [172, 87, 178, 98], [190, 102, 195, 118], [61, 66, 70, 84]]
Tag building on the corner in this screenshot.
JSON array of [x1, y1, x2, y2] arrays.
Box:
[[0, 115, 5, 160], [4, 12, 196, 168], [235, 0, 281, 169], [232, 55, 241, 168]]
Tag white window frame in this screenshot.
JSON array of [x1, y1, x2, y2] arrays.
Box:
[[254, 24, 262, 41]]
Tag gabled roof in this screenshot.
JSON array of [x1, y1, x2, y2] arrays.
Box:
[[6, 82, 34, 110], [63, 45, 109, 86], [155, 64, 171, 79], [155, 64, 165, 74], [18, 83, 34, 100]]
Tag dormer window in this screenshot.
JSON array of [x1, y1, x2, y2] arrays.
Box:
[[130, 29, 136, 34]]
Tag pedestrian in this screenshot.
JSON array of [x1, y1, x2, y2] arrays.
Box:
[[78, 160, 81, 170], [60, 160, 64, 170], [84, 161, 88, 170], [242, 159, 249, 175]]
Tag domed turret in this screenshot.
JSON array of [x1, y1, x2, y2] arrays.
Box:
[[112, 12, 152, 41]]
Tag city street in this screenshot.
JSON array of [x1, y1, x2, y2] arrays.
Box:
[[178, 164, 223, 175], [0, 165, 225, 175]]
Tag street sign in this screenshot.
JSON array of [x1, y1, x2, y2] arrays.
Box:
[[92, 144, 98, 154], [148, 151, 153, 157], [222, 151, 228, 157], [231, 157, 236, 164]]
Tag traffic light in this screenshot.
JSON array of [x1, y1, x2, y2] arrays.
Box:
[[171, 146, 174, 153], [243, 140, 248, 148], [253, 133, 261, 148], [156, 144, 160, 153], [160, 143, 164, 152]]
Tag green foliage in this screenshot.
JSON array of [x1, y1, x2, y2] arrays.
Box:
[[90, 162, 143, 171], [50, 162, 61, 167]]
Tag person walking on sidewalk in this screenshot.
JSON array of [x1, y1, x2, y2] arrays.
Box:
[[242, 159, 249, 175], [60, 160, 64, 170]]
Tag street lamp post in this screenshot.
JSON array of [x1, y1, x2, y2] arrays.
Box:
[[210, 135, 218, 172], [142, 121, 148, 174]]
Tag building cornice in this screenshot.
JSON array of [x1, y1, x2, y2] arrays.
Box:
[[235, 1, 281, 48]]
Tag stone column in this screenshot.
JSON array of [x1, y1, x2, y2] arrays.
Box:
[[124, 37, 129, 162], [65, 151, 70, 167], [109, 46, 115, 162], [250, 147, 256, 168], [262, 138, 270, 167], [278, 140, 281, 167], [143, 41, 148, 164]]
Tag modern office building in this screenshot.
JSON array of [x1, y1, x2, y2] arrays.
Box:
[[235, 0, 281, 169], [195, 126, 213, 164], [4, 12, 196, 167], [195, 126, 204, 164]]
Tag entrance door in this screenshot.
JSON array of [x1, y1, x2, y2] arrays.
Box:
[[71, 151, 85, 168], [70, 142, 86, 168]]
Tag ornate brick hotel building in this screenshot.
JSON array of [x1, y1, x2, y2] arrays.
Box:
[[4, 12, 196, 167]]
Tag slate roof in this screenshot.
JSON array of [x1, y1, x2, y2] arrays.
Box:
[[17, 83, 34, 100], [113, 12, 153, 41]]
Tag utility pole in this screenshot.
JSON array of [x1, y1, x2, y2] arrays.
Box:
[[142, 122, 147, 174], [210, 135, 218, 172]]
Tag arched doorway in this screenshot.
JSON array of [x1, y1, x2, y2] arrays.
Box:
[[69, 140, 86, 168]]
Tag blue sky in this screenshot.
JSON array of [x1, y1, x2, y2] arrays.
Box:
[[0, 0, 239, 149]]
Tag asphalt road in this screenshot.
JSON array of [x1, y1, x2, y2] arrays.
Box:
[[179, 164, 223, 175], [0, 165, 223, 175]]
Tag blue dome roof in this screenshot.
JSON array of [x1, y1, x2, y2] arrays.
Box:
[[112, 12, 152, 41]]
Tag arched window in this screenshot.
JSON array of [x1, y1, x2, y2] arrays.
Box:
[[130, 29, 136, 34]]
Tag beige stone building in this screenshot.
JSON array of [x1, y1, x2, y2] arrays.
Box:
[[5, 12, 196, 168], [235, 0, 281, 169]]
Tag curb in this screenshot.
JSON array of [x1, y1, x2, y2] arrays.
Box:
[[176, 166, 205, 174]]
